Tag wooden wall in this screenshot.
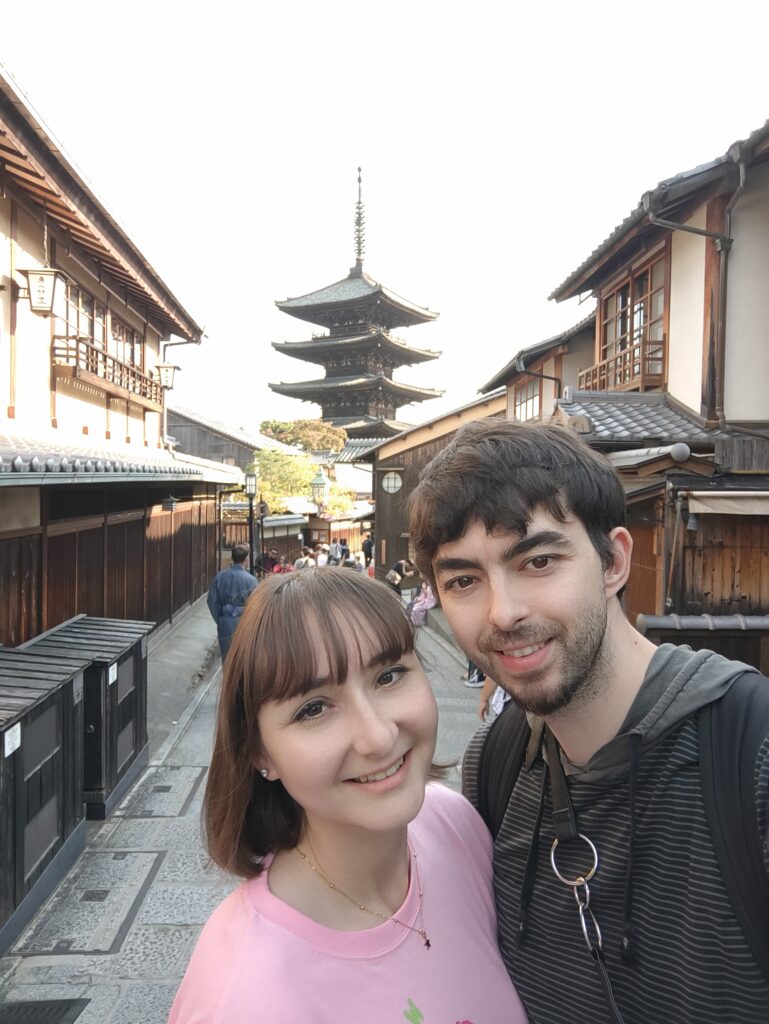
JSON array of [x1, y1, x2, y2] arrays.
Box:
[[680, 514, 769, 614], [374, 437, 452, 576], [0, 489, 217, 647]]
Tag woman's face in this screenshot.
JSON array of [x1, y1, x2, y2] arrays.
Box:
[[256, 636, 438, 843]]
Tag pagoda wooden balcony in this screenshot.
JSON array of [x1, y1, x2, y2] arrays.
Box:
[[52, 335, 163, 411], [578, 335, 666, 393]]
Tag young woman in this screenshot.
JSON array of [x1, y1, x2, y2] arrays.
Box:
[[168, 570, 526, 1023]]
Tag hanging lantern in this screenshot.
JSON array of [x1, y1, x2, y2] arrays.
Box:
[[21, 268, 66, 316]]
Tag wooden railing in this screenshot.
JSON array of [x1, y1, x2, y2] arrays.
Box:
[[52, 335, 163, 406], [578, 334, 666, 393]]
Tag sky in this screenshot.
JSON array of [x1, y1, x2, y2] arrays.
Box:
[[3, 1, 768, 436]]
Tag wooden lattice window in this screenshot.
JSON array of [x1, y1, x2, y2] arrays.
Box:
[[513, 376, 541, 422], [600, 252, 666, 386]]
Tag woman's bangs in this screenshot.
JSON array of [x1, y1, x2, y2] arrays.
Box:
[[245, 571, 415, 705]]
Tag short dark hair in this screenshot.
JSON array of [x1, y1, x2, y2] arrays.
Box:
[[204, 570, 443, 879], [408, 419, 626, 581], [231, 543, 250, 564]]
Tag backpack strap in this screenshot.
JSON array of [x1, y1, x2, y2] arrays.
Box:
[[699, 670, 769, 983], [476, 702, 532, 838]]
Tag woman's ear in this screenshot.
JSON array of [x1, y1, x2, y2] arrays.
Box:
[[604, 527, 633, 598]]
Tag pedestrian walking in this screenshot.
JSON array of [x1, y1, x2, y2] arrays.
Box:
[[409, 418, 769, 1024], [362, 532, 374, 568], [206, 544, 258, 660], [169, 570, 527, 1023]]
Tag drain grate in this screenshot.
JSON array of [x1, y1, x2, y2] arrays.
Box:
[[0, 1001, 89, 1024]]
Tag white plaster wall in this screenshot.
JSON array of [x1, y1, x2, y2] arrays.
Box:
[[561, 330, 595, 395], [0, 488, 40, 530], [9, 207, 55, 432], [0, 197, 11, 427], [667, 207, 706, 415], [723, 160, 769, 422]]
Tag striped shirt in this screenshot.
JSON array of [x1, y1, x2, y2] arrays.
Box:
[[464, 706, 769, 1023]]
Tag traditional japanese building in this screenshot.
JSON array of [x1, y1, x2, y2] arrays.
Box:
[[270, 172, 442, 438]]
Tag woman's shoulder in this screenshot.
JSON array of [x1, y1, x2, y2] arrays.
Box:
[[168, 883, 257, 1022], [417, 783, 491, 848]]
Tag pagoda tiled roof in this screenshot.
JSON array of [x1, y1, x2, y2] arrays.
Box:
[[269, 375, 443, 401], [272, 330, 439, 365], [276, 268, 438, 327], [327, 417, 414, 438]]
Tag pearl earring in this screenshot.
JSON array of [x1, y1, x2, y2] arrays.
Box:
[[260, 769, 269, 779]]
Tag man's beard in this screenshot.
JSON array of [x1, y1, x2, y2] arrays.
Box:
[[475, 598, 609, 717]]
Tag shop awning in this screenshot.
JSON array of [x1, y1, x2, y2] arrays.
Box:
[[687, 491, 769, 515]]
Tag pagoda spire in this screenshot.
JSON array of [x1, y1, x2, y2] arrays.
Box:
[[353, 166, 365, 273]]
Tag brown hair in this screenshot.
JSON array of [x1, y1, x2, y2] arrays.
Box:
[[231, 543, 250, 564], [408, 419, 626, 584], [204, 569, 424, 878]]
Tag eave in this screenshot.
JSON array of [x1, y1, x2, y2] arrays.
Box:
[[272, 331, 440, 365], [0, 72, 202, 341], [549, 120, 769, 302], [276, 268, 438, 329], [269, 374, 443, 402], [479, 310, 596, 393]]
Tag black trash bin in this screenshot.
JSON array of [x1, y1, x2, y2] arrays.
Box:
[[0, 648, 89, 953], [20, 615, 155, 820]]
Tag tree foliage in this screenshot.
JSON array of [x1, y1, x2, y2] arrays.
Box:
[[260, 418, 348, 452], [249, 449, 315, 513], [325, 485, 356, 519]]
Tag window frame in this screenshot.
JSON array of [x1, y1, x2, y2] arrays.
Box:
[[594, 241, 669, 391], [513, 374, 542, 422]]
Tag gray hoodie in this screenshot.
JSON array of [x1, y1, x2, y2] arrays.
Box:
[[464, 643, 769, 1024]]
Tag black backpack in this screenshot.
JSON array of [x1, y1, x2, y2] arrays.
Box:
[[475, 670, 769, 983]]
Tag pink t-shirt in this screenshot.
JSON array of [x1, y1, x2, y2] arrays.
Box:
[[168, 784, 527, 1023]]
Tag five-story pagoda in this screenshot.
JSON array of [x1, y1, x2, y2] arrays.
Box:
[[270, 171, 442, 438]]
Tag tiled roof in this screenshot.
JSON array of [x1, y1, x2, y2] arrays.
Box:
[[273, 331, 439, 362], [550, 119, 769, 301], [168, 406, 301, 454], [551, 391, 729, 448], [479, 310, 596, 394], [306, 438, 382, 464], [276, 268, 437, 322], [269, 376, 443, 399], [0, 432, 242, 485]]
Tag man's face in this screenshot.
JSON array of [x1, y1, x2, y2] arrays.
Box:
[[432, 508, 617, 717]]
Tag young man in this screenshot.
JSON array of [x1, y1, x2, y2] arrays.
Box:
[[408, 419, 769, 1024], [207, 543, 258, 659]]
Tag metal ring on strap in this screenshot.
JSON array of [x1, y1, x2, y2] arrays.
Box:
[[550, 833, 599, 886]]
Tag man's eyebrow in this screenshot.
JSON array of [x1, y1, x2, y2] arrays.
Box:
[[433, 531, 572, 575], [433, 555, 482, 575], [502, 530, 572, 561]]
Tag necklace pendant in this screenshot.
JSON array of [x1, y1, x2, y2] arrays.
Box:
[[424, 936, 431, 949]]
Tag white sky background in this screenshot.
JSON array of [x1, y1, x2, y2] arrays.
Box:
[[3, 0, 768, 435]]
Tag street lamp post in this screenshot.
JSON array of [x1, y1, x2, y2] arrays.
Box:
[[310, 470, 331, 545], [257, 495, 267, 577], [244, 471, 257, 575]]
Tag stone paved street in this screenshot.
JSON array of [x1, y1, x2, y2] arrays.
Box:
[[0, 600, 481, 1022]]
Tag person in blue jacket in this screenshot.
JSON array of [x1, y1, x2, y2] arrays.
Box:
[[207, 544, 258, 659]]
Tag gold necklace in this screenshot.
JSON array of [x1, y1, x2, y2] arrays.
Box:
[[295, 845, 432, 949]]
